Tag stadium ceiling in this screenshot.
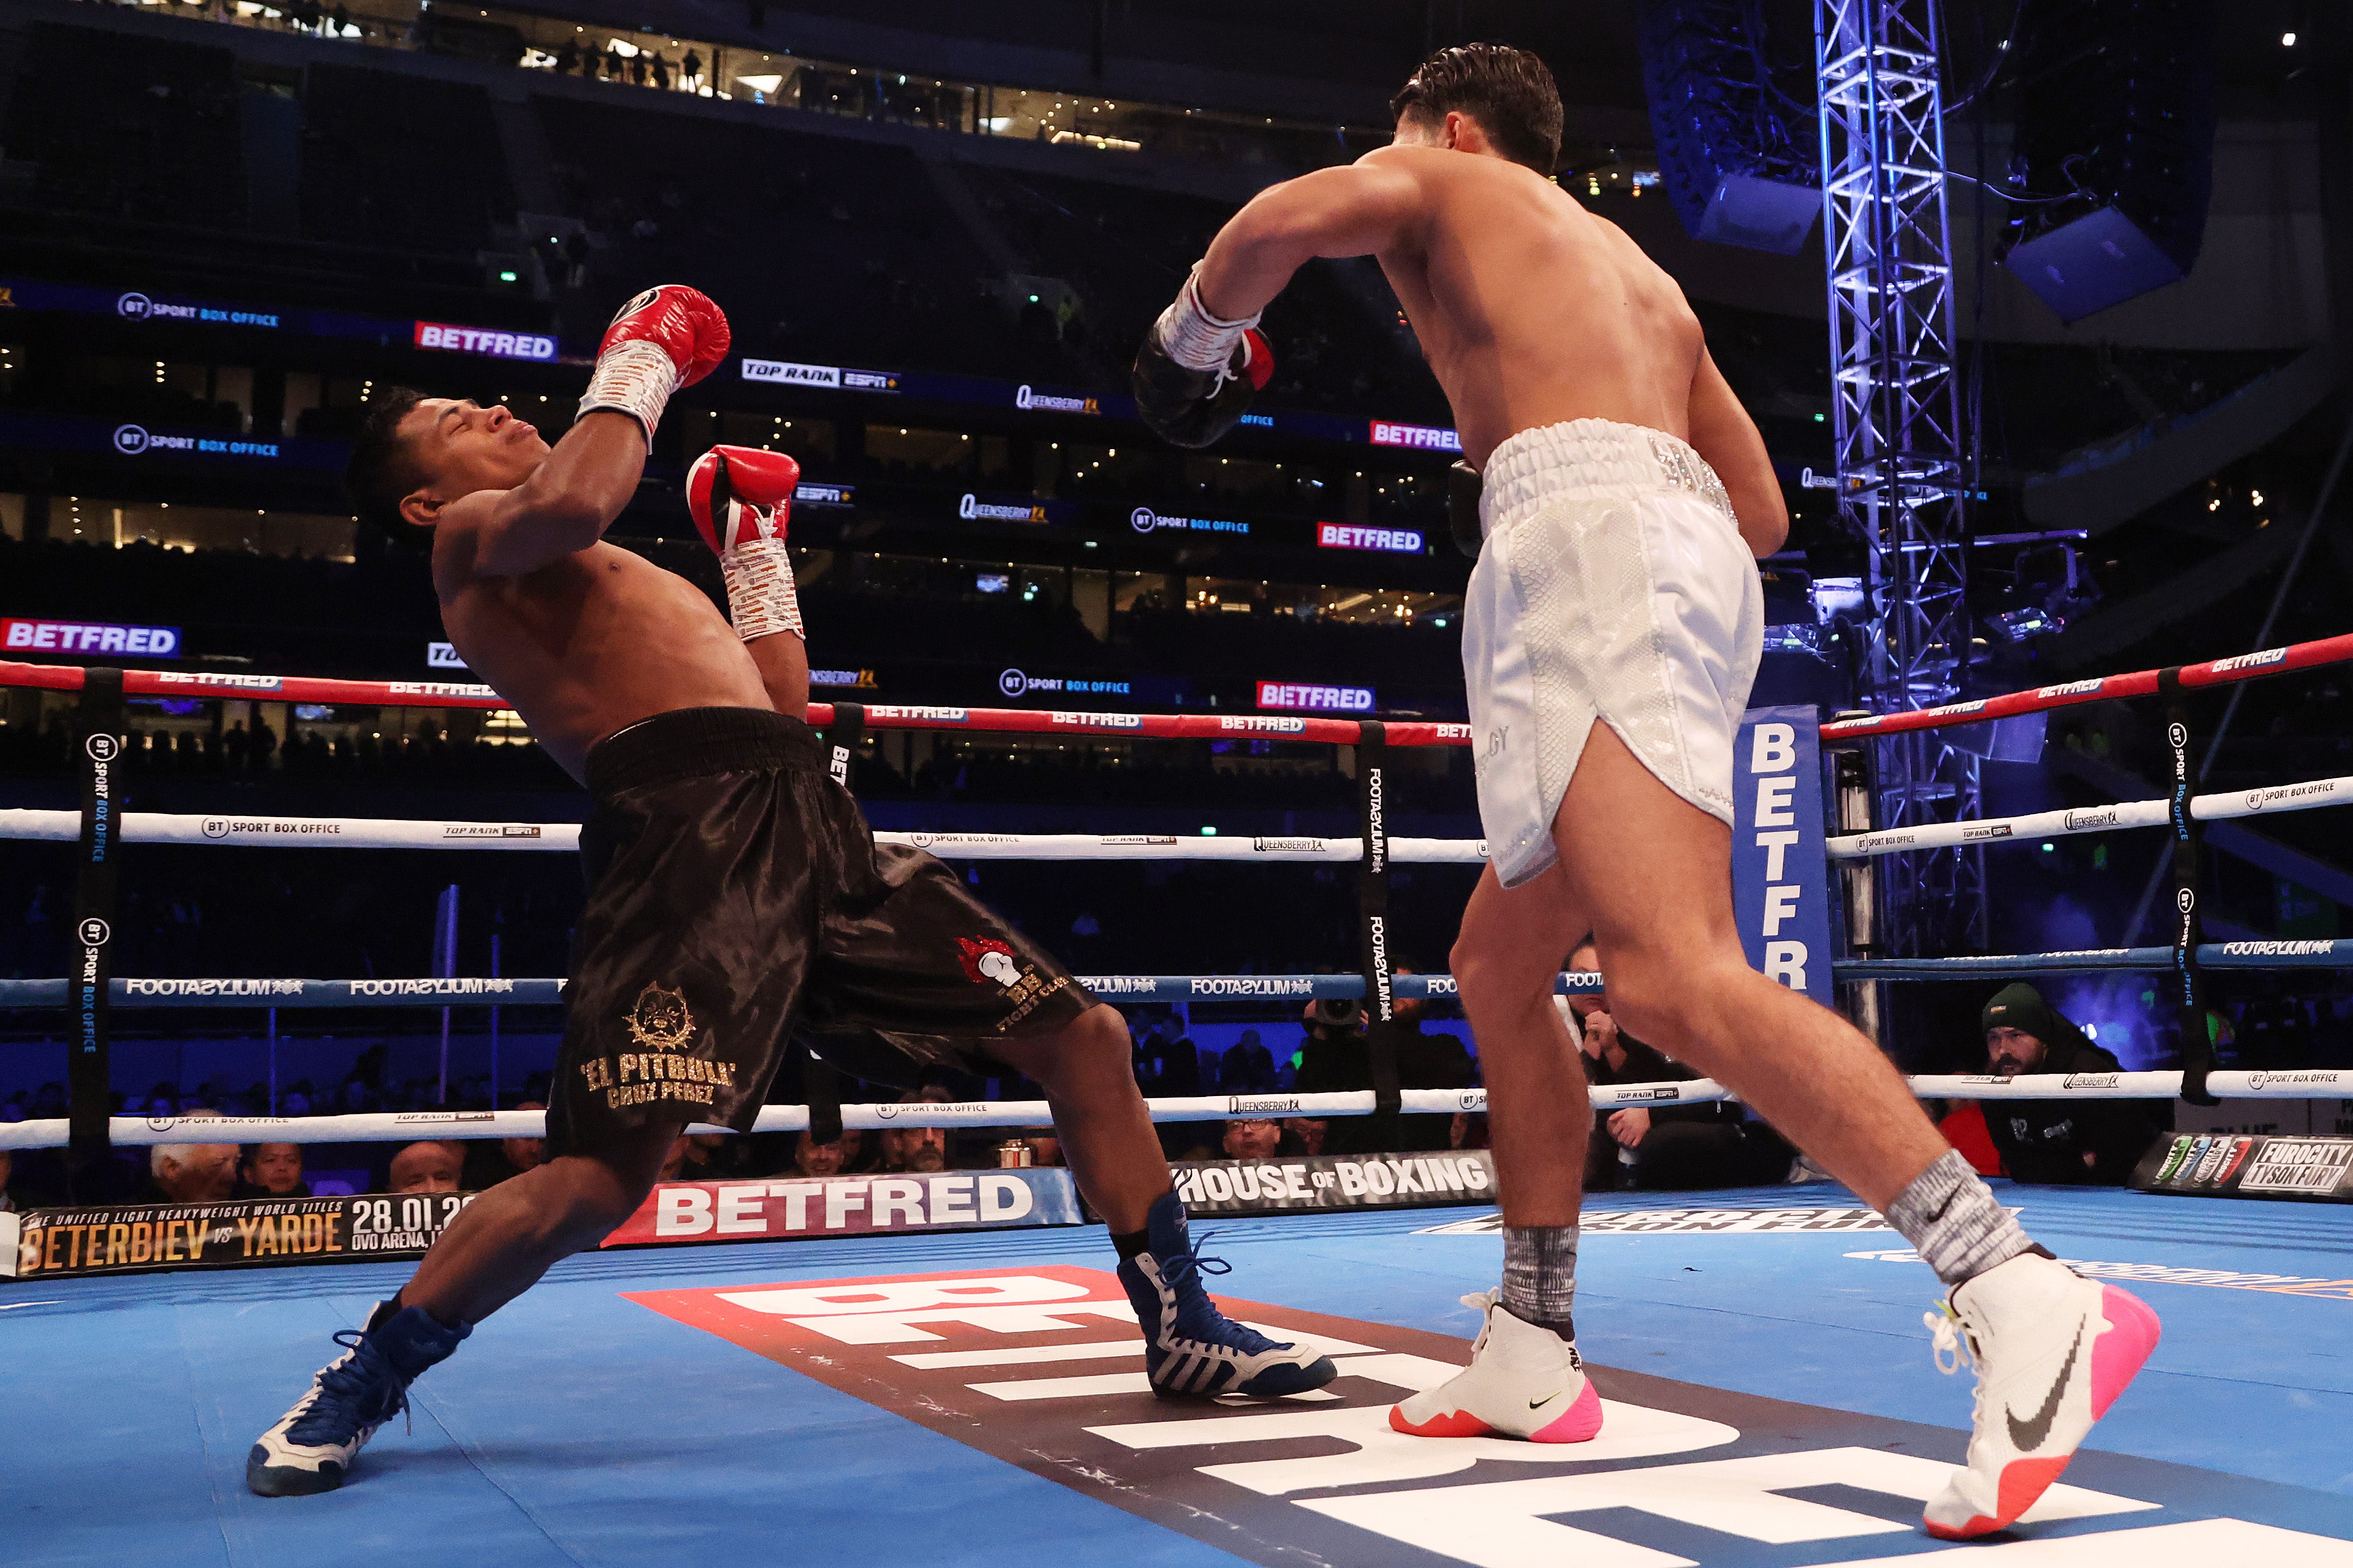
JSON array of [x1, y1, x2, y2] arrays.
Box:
[[517, 1, 2334, 129]]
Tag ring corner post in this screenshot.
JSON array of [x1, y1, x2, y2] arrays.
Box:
[[2160, 671, 2221, 1108], [1353, 720, 1402, 1149], [68, 665, 126, 1175]]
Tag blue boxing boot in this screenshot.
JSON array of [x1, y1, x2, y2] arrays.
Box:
[[247, 1299, 471, 1496], [1117, 1191, 1336, 1398]]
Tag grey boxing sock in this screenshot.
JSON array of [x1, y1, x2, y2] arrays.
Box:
[[1885, 1149, 2036, 1288], [1501, 1224, 1579, 1337]]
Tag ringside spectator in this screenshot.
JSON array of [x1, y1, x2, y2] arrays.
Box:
[[1222, 1118, 1282, 1160], [463, 1102, 548, 1189], [239, 1143, 310, 1198], [150, 1113, 239, 1204], [385, 1141, 465, 1195], [792, 1131, 858, 1178], [1980, 984, 2166, 1185]]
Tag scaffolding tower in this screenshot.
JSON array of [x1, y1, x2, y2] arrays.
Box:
[[1815, 0, 1984, 958]]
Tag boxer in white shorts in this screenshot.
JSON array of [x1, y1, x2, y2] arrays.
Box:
[[1133, 42, 2159, 1543]]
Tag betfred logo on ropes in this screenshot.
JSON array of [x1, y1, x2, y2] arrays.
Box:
[[2209, 647, 2289, 674]]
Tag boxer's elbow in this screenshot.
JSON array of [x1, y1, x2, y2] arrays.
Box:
[[1738, 497, 1789, 559]]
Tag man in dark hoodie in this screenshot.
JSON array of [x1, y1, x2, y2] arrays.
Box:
[[1979, 983, 2165, 1185]]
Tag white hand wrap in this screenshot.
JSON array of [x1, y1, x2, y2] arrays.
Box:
[[576, 340, 682, 446], [721, 537, 804, 643], [1153, 265, 1260, 373]]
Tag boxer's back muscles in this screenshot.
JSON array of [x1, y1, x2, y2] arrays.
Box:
[[1192, 144, 1785, 553], [1361, 145, 1703, 463]]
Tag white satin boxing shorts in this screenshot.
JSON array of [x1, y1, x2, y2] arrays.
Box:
[[1463, 418, 1764, 889]]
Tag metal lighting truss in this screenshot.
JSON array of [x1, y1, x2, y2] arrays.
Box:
[[1815, 0, 1983, 957]]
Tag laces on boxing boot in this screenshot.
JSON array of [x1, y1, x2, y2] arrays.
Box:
[[247, 1300, 470, 1497], [1116, 1192, 1335, 1398]]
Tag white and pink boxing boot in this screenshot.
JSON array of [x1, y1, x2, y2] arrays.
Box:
[[1389, 1290, 1605, 1442], [1921, 1251, 2162, 1539]]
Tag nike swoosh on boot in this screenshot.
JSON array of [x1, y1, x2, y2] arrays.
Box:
[[2005, 1326, 2083, 1451]]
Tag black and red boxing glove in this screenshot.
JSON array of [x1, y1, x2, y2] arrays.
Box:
[[577, 284, 730, 446], [1131, 265, 1275, 449], [687, 444, 802, 642]]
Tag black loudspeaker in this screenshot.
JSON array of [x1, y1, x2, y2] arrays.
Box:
[[1637, 0, 1819, 256], [1999, 0, 2215, 321]]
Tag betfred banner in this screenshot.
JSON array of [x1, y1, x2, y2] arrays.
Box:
[[600, 1169, 1082, 1248], [1169, 1151, 1494, 1217], [413, 321, 558, 360], [2, 1191, 474, 1279], [1731, 705, 1834, 1002], [4, 618, 181, 657]]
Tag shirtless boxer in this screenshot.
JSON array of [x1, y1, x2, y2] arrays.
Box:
[[246, 285, 1331, 1498], [1131, 45, 2159, 1540]]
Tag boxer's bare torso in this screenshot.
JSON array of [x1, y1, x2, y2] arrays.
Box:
[[433, 531, 770, 782]]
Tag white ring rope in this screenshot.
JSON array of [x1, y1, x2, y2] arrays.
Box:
[[6, 773, 2348, 864], [0, 810, 1488, 863], [1827, 774, 2353, 859], [4, 1069, 2346, 1150]]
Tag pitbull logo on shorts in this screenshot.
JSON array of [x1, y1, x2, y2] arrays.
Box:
[[956, 938, 1023, 988], [624, 983, 697, 1050]]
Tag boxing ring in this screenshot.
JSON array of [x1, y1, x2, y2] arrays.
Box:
[[4, 642, 2353, 1563]]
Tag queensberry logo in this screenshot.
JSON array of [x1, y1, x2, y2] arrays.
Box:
[[740, 358, 841, 387], [1130, 506, 1247, 536], [415, 321, 558, 361], [1257, 680, 1375, 713], [1318, 522, 1424, 553], [960, 494, 1051, 523], [116, 290, 279, 328], [1368, 420, 1461, 451], [808, 668, 878, 688], [4, 619, 180, 656], [1014, 384, 1099, 415]]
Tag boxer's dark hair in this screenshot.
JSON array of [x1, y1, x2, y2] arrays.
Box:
[[1390, 42, 1563, 176], [346, 386, 431, 543]]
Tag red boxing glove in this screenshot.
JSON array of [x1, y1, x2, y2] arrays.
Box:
[[577, 284, 730, 445], [687, 444, 798, 553], [687, 445, 803, 642]]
